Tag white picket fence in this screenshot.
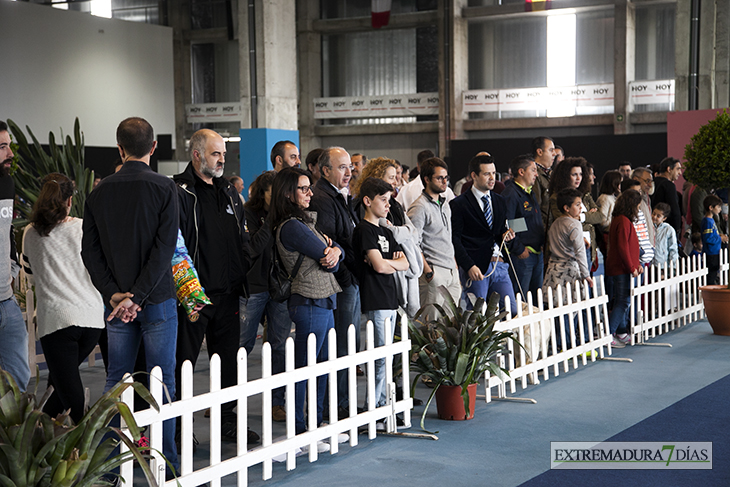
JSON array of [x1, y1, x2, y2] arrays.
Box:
[[119, 318, 412, 486], [628, 249, 729, 342], [115, 251, 721, 485], [484, 275, 615, 401]]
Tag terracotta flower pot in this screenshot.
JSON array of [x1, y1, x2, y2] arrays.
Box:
[[434, 383, 477, 420], [700, 285, 730, 336]]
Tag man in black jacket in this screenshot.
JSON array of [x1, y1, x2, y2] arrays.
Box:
[[502, 154, 544, 301], [308, 146, 360, 418], [173, 128, 257, 444], [652, 156, 683, 238], [82, 117, 179, 475]]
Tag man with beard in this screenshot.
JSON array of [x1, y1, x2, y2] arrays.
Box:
[[408, 157, 462, 320], [173, 129, 257, 444], [0, 121, 29, 391], [449, 154, 516, 314], [651, 157, 684, 238], [271, 140, 301, 172]]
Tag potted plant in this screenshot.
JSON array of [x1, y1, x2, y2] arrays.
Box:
[[684, 109, 730, 335], [409, 288, 521, 432], [0, 368, 163, 486], [7, 118, 94, 227]]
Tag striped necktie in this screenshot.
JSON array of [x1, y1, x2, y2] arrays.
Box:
[[482, 194, 493, 228]]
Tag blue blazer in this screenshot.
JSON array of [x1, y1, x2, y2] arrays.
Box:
[[450, 189, 508, 274]]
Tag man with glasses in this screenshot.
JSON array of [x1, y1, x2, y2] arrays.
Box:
[[632, 167, 657, 248], [309, 146, 361, 420], [407, 157, 462, 320], [449, 154, 516, 313]]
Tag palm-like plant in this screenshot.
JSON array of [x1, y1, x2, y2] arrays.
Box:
[[409, 288, 521, 432], [7, 118, 93, 228], [0, 369, 161, 486]]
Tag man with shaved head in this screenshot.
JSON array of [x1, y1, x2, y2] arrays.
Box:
[[173, 129, 257, 444]]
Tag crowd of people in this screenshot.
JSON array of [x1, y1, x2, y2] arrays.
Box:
[[0, 119, 727, 479]]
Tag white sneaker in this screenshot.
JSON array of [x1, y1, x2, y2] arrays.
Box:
[[325, 433, 349, 444], [272, 448, 302, 462], [616, 333, 631, 344], [298, 441, 330, 455]]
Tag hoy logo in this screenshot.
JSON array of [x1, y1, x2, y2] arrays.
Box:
[[352, 100, 364, 106], [632, 85, 648, 92], [389, 98, 401, 105], [484, 93, 498, 100], [315, 102, 328, 108], [506, 92, 519, 99], [333, 101, 346, 107], [370, 99, 383, 105], [408, 98, 421, 104], [465, 94, 478, 100], [205, 106, 218, 113], [594, 88, 609, 94], [656, 84, 671, 91]]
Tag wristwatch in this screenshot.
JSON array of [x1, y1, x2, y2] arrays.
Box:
[[425, 270, 434, 280]]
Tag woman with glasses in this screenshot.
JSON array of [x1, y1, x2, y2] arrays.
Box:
[[21, 173, 104, 422], [270, 167, 343, 438]]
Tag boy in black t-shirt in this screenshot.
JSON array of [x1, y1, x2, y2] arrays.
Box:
[[353, 178, 409, 408]]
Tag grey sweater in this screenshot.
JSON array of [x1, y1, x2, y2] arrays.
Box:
[[407, 192, 455, 270]]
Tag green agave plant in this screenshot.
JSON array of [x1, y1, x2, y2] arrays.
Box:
[[409, 288, 522, 432], [7, 118, 94, 228], [0, 369, 161, 487]]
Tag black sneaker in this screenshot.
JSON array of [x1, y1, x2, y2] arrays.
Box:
[[221, 421, 261, 445]]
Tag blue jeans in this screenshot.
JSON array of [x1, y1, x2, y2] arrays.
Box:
[[240, 292, 291, 406], [334, 283, 360, 409], [0, 297, 30, 391], [105, 298, 179, 473], [289, 304, 334, 435], [366, 309, 397, 408], [608, 274, 631, 335], [461, 261, 517, 315], [509, 252, 544, 303]]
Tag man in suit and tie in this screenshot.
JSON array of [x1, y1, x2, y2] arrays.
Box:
[[450, 154, 517, 314]]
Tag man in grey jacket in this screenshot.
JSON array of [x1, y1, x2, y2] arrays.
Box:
[[407, 157, 461, 319]]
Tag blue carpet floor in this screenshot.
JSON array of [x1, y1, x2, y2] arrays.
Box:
[[519, 371, 730, 487]]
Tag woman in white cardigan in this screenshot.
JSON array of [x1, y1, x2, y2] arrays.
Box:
[[22, 173, 104, 422]]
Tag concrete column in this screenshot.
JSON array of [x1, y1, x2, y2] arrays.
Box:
[[254, 0, 298, 130], [698, 0, 717, 109], [437, 0, 467, 159], [675, 0, 691, 112], [716, 0, 730, 108], [613, 0, 635, 135], [297, 0, 322, 153], [451, 0, 468, 147], [237, 0, 252, 129], [169, 0, 192, 160]]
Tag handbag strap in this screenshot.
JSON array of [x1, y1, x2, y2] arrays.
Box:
[[290, 252, 305, 279]]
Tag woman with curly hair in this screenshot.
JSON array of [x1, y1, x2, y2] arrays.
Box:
[[547, 157, 605, 267], [606, 189, 644, 347]]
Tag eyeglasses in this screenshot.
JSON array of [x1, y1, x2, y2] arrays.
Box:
[[638, 177, 653, 184], [433, 175, 450, 183], [297, 185, 313, 194]]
